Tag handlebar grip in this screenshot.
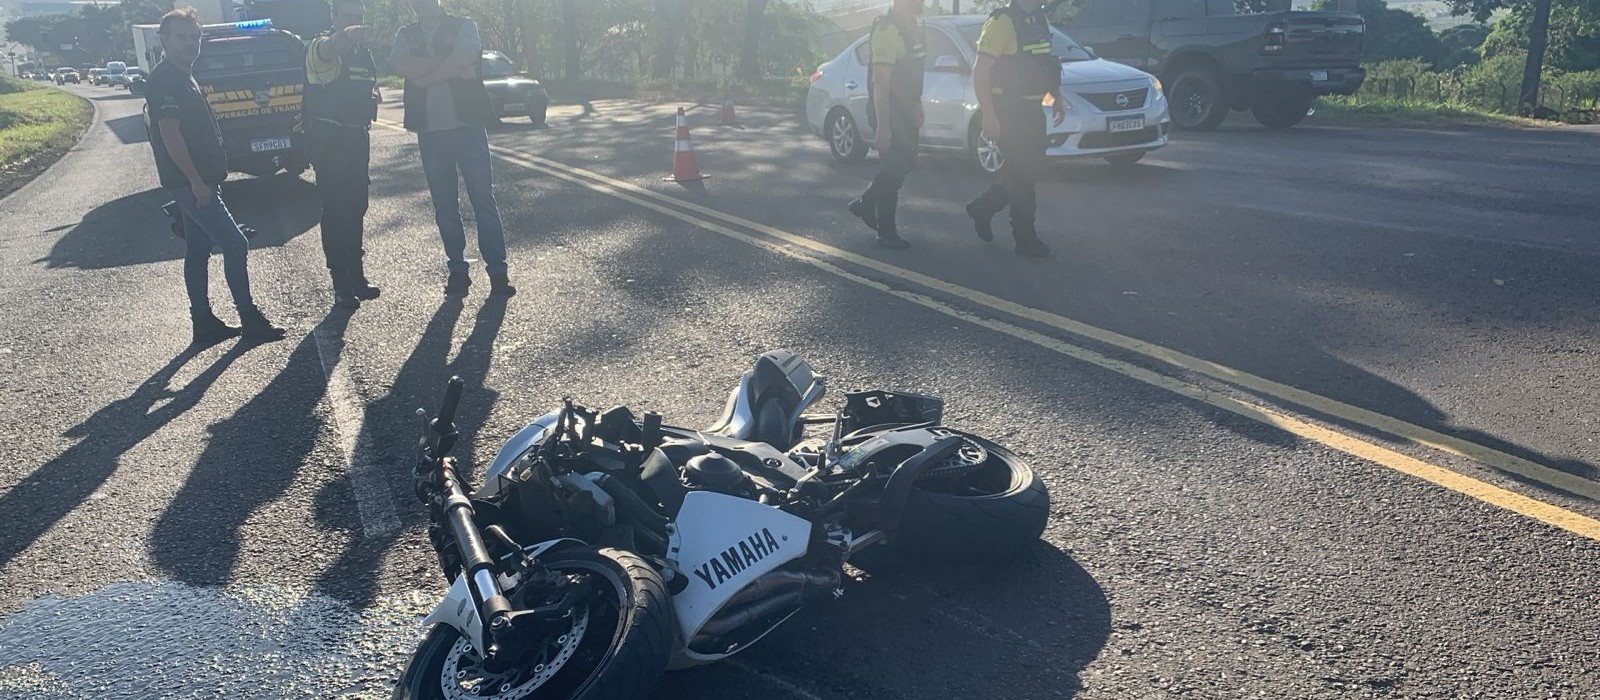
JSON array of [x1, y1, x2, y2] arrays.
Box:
[[437, 376, 465, 428]]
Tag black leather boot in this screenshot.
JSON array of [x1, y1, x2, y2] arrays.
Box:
[[239, 305, 287, 343], [190, 308, 240, 348]]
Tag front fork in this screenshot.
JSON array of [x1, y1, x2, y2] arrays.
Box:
[[415, 376, 516, 658]]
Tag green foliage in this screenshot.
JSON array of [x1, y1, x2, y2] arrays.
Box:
[[4, 0, 169, 64], [1481, 0, 1600, 70], [0, 78, 93, 169], [1343, 54, 1600, 119]]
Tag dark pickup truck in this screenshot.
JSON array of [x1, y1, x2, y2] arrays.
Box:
[[1058, 0, 1365, 129]]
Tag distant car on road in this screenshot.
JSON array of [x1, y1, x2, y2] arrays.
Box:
[[55, 68, 81, 85], [481, 50, 549, 125], [104, 61, 130, 88], [88, 68, 107, 85], [807, 15, 1170, 172]]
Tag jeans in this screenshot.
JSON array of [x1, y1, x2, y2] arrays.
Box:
[[860, 107, 920, 236], [969, 97, 1047, 240], [172, 184, 254, 313], [417, 126, 508, 275], [310, 124, 371, 283]]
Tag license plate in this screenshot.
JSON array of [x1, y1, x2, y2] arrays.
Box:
[[1311, 70, 1329, 82], [1107, 115, 1145, 133], [250, 137, 292, 153], [502, 103, 525, 111]]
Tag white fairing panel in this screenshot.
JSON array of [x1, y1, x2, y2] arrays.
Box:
[[667, 492, 812, 640]]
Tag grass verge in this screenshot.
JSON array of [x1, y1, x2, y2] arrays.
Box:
[[0, 78, 93, 198], [1311, 96, 1543, 129]]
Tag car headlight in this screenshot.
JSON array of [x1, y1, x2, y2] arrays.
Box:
[[1150, 76, 1163, 93]]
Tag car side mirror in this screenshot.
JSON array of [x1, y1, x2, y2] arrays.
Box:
[[932, 55, 969, 74]]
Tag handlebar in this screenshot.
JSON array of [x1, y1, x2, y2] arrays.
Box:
[[436, 375, 464, 429]]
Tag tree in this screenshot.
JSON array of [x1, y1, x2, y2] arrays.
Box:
[[1445, 0, 1578, 111], [736, 0, 767, 82]]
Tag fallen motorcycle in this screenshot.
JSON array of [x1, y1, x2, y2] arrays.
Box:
[[394, 350, 1050, 699]]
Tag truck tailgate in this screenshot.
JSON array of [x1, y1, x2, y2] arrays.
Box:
[[1275, 12, 1364, 69]]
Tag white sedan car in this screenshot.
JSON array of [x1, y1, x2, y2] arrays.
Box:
[[807, 15, 1171, 171]]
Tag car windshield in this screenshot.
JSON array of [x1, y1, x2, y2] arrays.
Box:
[[956, 23, 1095, 62], [482, 53, 515, 78]]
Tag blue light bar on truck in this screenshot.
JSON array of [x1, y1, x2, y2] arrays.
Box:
[[201, 19, 274, 32]]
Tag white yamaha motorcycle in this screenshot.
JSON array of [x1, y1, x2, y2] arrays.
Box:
[[393, 350, 1049, 699]]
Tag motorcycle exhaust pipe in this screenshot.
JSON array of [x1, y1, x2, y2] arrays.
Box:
[[696, 570, 840, 640]]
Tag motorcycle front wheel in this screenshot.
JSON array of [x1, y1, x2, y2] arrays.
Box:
[[393, 548, 674, 700]]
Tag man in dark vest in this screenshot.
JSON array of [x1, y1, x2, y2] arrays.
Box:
[[847, 0, 924, 249], [965, 0, 1065, 258], [146, 6, 286, 345], [305, 0, 381, 309], [389, 0, 515, 297]]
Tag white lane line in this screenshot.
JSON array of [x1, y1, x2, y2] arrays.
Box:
[[311, 319, 400, 537]]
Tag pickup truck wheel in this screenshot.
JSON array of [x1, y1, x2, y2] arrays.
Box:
[[1169, 67, 1228, 131], [1252, 95, 1315, 129]]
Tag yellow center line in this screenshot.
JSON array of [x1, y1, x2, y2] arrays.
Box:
[[374, 119, 1600, 540]]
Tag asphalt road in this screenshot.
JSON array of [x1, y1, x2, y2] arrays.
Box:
[[0, 84, 1596, 699]]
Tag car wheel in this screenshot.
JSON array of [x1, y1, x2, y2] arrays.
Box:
[[825, 108, 867, 162], [969, 116, 1004, 174], [1103, 152, 1145, 167], [1252, 94, 1314, 129], [529, 102, 548, 127], [1168, 66, 1228, 131]]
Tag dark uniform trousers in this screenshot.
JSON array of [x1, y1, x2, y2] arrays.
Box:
[[862, 106, 920, 234], [970, 96, 1047, 239], [309, 122, 371, 283]]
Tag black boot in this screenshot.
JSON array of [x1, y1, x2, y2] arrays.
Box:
[[490, 274, 517, 297], [190, 308, 240, 348], [350, 260, 380, 301], [1014, 235, 1052, 258], [873, 194, 910, 249], [239, 305, 287, 343], [848, 196, 879, 232], [966, 201, 996, 242], [330, 269, 360, 310], [444, 271, 471, 297]]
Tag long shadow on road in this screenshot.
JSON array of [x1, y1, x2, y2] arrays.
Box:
[[0, 344, 249, 570], [311, 295, 508, 608], [39, 175, 319, 271], [149, 318, 342, 586]]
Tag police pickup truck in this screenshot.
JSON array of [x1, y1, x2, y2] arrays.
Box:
[[1058, 0, 1365, 129]]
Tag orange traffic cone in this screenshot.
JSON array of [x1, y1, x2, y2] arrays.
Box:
[[719, 88, 743, 128], [666, 107, 710, 183]]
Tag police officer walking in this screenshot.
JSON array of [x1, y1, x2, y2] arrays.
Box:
[[847, 0, 924, 249], [965, 0, 1066, 258], [305, 0, 381, 309]]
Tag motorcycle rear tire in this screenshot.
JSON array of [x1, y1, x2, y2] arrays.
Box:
[[859, 434, 1049, 570], [392, 547, 674, 700]]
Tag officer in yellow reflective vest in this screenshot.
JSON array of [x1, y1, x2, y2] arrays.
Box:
[[305, 0, 381, 308], [848, 0, 925, 249], [965, 0, 1065, 258]]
